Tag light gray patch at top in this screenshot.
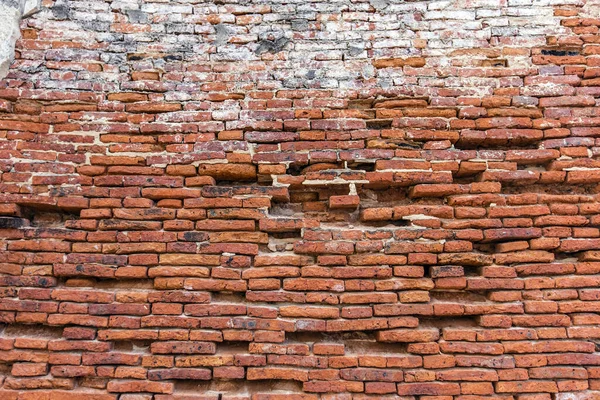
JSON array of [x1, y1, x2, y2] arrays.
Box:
[[291, 19, 309, 31], [127, 9, 147, 24], [379, 79, 392, 88], [362, 64, 375, 79], [51, 2, 70, 20], [0, 0, 19, 10], [255, 37, 290, 55], [348, 44, 364, 57], [369, 0, 389, 10], [215, 24, 230, 47]]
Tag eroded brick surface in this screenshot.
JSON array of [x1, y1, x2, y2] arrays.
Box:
[[1, 0, 600, 398]]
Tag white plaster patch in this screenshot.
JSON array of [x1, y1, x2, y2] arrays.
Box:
[[582, 0, 600, 17], [0, 0, 41, 80], [556, 391, 600, 400]]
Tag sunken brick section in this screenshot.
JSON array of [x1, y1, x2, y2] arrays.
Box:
[[1, 0, 600, 399]]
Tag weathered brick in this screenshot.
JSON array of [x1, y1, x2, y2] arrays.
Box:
[[0, 1, 599, 397]]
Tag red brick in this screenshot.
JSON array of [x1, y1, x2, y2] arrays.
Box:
[[11, 363, 47, 377], [2, 5, 600, 399], [397, 383, 461, 396]]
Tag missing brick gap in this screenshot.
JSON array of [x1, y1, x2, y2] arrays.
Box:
[[174, 380, 303, 394], [0, 203, 81, 229], [430, 291, 487, 303], [425, 316, 478, 329], [2, 324, 62, 339], [0, 216, 29, 229], [346, 162, 375, 172], [94, 279, 154, 290], [540, 48, 580, 56], [211, 292, 245, 303], [267, 203, 304, 218]]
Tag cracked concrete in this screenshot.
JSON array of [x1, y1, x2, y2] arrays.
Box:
[[0, 0, 40, 80]]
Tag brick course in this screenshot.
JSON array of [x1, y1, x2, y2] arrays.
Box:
[[1, 0, 600, 398]]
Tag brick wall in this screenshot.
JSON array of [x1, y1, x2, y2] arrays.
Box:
[[1, 0, 600, 398]]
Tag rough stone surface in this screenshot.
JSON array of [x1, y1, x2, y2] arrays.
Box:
[[0, 0, 600, 398], [0, 3, 22, 80], [0, 0, 40, 79]]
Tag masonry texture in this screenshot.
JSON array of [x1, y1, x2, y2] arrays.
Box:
[[2, 0, 600, 398]]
